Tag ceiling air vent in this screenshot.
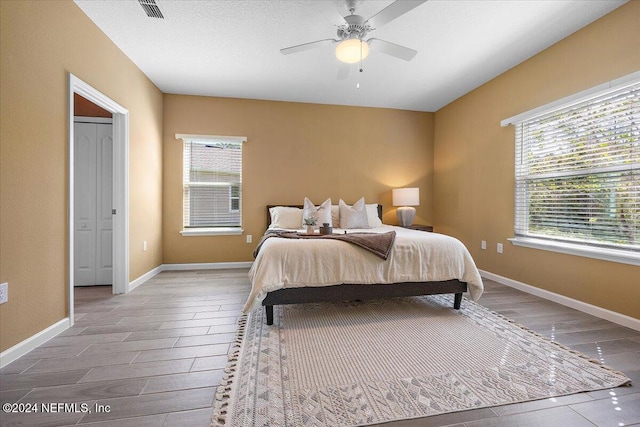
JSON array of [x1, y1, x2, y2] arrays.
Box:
[[138, 0, 164, 19]]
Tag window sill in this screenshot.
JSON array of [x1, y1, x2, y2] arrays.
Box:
[[509, 237, 640, 266], [180, 228, 243, 236]]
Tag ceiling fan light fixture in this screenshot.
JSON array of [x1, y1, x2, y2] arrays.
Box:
[[336, 39, 369, 64]]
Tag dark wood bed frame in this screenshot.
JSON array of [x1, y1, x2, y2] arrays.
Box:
[[261, 205, 468, 325]]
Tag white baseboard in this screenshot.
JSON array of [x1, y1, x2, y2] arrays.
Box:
[[128, 262, 252, 291], [128, 265, 163, 292], [0, 318, 70, 368], [479, 270, 640, 332], [162, 262, 253, 271]]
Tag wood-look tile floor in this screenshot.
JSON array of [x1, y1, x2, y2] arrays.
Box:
[[1, 269, 638, 426]]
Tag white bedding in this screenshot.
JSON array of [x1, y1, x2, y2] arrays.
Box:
[[244, 225, 484, 313]]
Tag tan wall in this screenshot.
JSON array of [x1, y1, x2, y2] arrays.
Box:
[[0, 1, 163, 351], [163, 95, 434, 263], [434, 2, 640, 319]]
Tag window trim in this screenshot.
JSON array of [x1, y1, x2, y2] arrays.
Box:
[[502, 71, 639, 265], [501, 71, 640, 127], [180, 227, 243, 237], [509, 237, 640, 266], [176, 133, 246, 236]]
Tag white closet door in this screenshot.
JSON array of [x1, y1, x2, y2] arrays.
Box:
[[74, 122, 113, 286], [96, 124, 113, 284], [74, 123, 97, 285]]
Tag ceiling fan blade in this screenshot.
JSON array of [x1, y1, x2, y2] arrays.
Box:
[[365, 0, 427, 29], [280, 39, 337, 55], [368, 38, 418, 61], [337, 63, 350, 80]]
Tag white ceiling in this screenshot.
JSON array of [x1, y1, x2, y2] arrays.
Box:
[[74, 0, 626, 112]]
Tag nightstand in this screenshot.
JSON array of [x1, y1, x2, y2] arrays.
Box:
[[400, 224, 433, 232]]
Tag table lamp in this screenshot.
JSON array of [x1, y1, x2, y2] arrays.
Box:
[[392, 187, 420, 226]]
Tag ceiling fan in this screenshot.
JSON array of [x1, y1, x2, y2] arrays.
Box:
[[280, 0, 427, 70]]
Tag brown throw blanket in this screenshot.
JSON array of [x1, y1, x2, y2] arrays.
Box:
[[253, 230, 396, 260]]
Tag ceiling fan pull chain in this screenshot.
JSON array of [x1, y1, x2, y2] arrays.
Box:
[[357, 40, 363, 89]]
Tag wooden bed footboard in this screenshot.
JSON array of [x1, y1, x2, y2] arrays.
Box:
[[261, 280, 468, 325]]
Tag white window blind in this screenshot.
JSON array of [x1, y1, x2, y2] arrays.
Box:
[[178, 135, 245, 233], [513, 81, 639, 256]]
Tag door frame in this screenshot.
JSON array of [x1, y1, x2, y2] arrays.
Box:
[[68, 74, 129, 325]]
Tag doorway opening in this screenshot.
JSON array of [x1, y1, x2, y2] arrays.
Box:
[[68, 74, 129, 325]]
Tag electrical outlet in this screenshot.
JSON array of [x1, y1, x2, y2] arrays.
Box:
[[481, 240, 486, 250], [0, 283, 8, 304], [143, 241, 148, 251], [246, 235, 253, 244], [497, 243, 504, 254]]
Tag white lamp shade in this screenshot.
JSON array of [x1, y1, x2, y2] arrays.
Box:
[[392, 188, 420, 207], [335, 39, 370, 64]]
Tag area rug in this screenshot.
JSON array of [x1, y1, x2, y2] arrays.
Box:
[[211, 295, 630, 427]]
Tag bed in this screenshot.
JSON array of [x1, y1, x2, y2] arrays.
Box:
[[246, 204, 483, 325]]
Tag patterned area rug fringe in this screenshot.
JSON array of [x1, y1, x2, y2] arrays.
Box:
[[212, 314, 247, 426]]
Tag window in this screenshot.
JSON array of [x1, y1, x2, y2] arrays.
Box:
[[502, 73, 639, 265], [229, 185, 240, 212], [176, 134, 246, 236]]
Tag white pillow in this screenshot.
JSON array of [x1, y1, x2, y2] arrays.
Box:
[[366, 203, 383, 227], [302, 198, 332, 228], [269, 206, 302, 229], [339, 198, 369, 229]]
